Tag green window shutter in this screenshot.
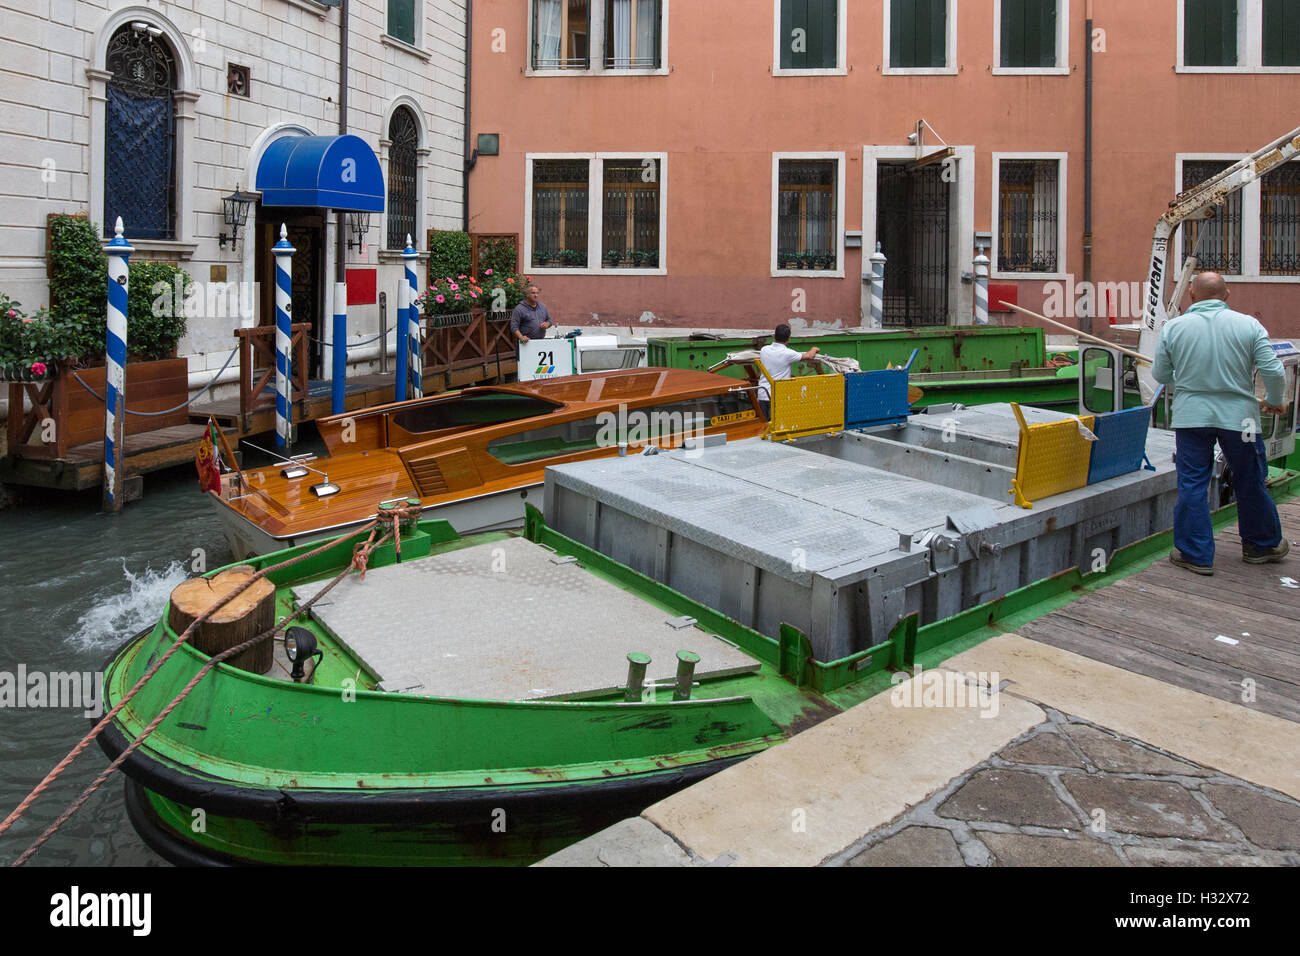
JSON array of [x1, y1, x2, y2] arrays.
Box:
[[1002, 0, 1057, 68], [891, 0, 948, 69], [1264, 0, 1300, 66], [781, 0, 837, 69], [1185, 0, 1238, 66], [389, 0, 416, 47]]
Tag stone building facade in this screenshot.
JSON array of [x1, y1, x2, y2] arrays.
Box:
[[1, 0, 467, 397]]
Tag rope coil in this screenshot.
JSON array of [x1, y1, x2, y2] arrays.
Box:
[[1, 502, 421, 866]]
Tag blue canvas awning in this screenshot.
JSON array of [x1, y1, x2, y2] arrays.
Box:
[[256, 134, 384, 211]]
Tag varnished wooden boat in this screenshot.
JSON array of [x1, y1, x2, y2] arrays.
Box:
[[211, 367, 766, 558]]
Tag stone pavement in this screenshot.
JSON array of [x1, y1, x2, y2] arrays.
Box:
[[537, 634, 1300, 867]]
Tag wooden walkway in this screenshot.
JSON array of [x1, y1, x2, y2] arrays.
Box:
[[1020, 498, 1300, 723]]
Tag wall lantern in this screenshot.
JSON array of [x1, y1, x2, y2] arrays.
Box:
[[219, 190, 258, 251]]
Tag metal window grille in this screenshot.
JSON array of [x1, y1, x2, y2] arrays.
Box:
[[532, 159, 590, 266], [1261, 160, 1300, 275], [878, 163, 950, 327], [533, 0, 591, 69], [104, 26, 177, 240], [601, 159, 659, 267], [386, 107, 419, 250], [998, 159, 1059, 273], [1182, 160, 1243, 274], [777, 160, 837, 269]]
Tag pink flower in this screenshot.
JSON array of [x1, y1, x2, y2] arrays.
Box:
[[30, 362, 46, 376], [21, 317, 34, 324], [470, 291, 478, 299], [449, 282, 459, 291], [457, 274, 467, 280], [484, 269, 493, 276], [435, 294, 445, 303], [454, 294, 461, 300], [5, 309, 15, 319]]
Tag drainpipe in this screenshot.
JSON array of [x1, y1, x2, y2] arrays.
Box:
[[336, 0, 350, 285], [463, 0, 474, 232], [1081, 0, 1094, 336]]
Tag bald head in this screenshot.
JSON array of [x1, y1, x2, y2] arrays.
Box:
[[1189, 272, 1229, 304]]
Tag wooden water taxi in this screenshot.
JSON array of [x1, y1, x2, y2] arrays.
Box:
[[210, 367, 765, 558]]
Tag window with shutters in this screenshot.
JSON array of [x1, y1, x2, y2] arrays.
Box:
[[885, 0, 954, 73], [1183, 0, 1240, 65], [993, 156, 1066, 277], [526, 155, 668, 273], [1178, 1, 1299, 71], [104, 24, 178, 240], [772, 154, 845, 276], [1181, 160, 1244, 275], [388, 0, 418, 47], [774, 0, 846, 75], [994, 0, 1068, 75], [1263, 0, 1300, 64]]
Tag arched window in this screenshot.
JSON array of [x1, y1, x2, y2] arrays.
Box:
[[387, 106, 419, 249], [104, 25, 178, 240]]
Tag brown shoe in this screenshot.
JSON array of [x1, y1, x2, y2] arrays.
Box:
[[1243, 538, 1290, 564], [1169, 550, 1214, 575]]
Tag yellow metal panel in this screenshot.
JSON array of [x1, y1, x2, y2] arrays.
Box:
[[767, 373, 846, 442], [1008, 404, 1096, 509]]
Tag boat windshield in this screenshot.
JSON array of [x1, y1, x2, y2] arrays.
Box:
[[392, 392, 559, 434]]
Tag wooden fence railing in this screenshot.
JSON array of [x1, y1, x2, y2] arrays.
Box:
[[237, 323, 309, 432], [419, 310, 515, 384]]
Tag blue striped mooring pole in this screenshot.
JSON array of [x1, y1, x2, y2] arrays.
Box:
[[273, 224, 296, 449], [404, 236, 422, 399], [103, 216, 132, 513], [974, 246, 991, 326]]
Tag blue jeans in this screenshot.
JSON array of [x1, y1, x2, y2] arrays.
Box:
[[1174, 428, 1282, 566]]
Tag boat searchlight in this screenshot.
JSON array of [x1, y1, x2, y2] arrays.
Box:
[[284, 626, 322, 682]]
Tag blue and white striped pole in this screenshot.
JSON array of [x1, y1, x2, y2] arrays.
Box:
[[273, 224, 296, 449], [403, 235, 422, 399], [394, 246, 409, 403], [868, 242, 887, 330], [103, 216, 132, 513], [974, 246, 991, 326]]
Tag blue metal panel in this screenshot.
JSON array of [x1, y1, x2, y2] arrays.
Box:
[[845, 369, 910, 430], [1087, 404, 1155, 485], [256, 134, 385, 211]]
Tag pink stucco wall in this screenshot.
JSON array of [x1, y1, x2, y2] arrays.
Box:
[[469, 1, 1300, 339]]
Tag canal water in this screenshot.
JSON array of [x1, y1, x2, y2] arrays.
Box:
[[0, 439, 318, 866]]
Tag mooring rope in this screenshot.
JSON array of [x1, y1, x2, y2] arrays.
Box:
[[69, 345, 240, 416], [1, 503, 417, 865]]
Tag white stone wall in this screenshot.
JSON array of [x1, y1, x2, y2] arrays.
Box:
[[0, 0, 466, 397]]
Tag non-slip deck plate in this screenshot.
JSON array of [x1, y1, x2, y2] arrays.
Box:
[[291, 537, 760, 701]]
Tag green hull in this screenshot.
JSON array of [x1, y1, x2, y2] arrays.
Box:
[[101, 520, 855, 865]]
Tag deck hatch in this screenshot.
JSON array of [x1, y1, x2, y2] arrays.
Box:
[[292, 537, 760, 701]]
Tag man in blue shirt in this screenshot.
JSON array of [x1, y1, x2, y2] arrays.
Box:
[[1151, 272, 1290, 574], [509, 284, 552, 344]]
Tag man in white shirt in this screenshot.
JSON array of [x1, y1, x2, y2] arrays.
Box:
[[756, 324, 820, 418]]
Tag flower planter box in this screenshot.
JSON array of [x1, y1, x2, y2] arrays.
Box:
[[5, 357, 190, 460]]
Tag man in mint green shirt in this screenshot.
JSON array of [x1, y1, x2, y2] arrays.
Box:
[[1151, 272, 1290, 573]]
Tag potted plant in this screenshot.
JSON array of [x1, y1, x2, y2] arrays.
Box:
[[559, 249, 586, 268], [780, 250, 800, 270], [603, 249, 624, 269]]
